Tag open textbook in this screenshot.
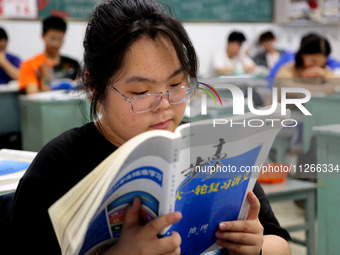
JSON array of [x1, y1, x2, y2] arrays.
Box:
[[49, 108, 290, 255], [0, 149, 37, 193]]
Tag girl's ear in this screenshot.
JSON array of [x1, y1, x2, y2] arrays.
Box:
[[85, 70, 90, 79], [85, 70, 95, 95]]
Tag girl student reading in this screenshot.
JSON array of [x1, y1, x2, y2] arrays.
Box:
[[8, 0, 290, 254], [274, 34, 340, 177]]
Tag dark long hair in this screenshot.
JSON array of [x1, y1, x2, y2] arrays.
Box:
[[295, 34, 331, 68], [81, 0, 198, 124]]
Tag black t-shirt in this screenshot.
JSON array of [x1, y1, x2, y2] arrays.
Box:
[[54, 56, 80, 80], [8, 122, 290, 254]]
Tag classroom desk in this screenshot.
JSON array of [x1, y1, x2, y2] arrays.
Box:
[[0, 84, 21, 135], [303, 93, 340, 153], [19, 90, 90, 152], [313, 124, 340, 255], [262, 179, 317, 255]]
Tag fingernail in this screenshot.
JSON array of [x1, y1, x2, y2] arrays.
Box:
[[132, 197, 139, 208], [216, 239, 222, 246], [215, 231, 223, 238], [172, 211, 182, 221], [219, 222, 228, 230]]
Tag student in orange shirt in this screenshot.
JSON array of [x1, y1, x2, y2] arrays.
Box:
[[18, 16, 79, 94]]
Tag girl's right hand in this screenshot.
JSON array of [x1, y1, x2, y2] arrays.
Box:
[[301, 66, 325, 78], [104, 197, 182, 255]]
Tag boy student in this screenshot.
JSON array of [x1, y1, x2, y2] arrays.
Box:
[[0, 27, 21, 85], [18, 16, 79, 94], [8, 1, 290, 254], [214, 31, 256, 75], [252, 31, 284, 70]]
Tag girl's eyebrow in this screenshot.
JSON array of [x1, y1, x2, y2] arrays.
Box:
[[125, 68, 184, 84]]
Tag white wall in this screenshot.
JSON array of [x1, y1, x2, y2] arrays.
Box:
[[2, 20, 87, 64], [183, 22, 340, 76], [1, 19, 340, 77]]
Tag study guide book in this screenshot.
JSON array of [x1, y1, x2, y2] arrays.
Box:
[[0, 149, 37, 193], [49, 108, 290, 255]]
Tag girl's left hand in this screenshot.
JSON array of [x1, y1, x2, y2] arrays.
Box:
[[215, 191, 264, 255]]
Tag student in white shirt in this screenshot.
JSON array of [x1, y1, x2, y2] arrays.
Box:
[[214, 31, 256, 75], [252, 31, 283, 70]]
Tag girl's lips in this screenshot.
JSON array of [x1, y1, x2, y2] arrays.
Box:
[[151, 119, 171, 129]]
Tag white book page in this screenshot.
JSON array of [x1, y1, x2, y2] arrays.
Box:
[[0, 149, 37, 162]]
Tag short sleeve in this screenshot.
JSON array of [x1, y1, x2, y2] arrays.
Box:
[[253, 181, 291, 241], [214, 52, 233, 70], [275, 63, 296, 79], [241, 55, 256, 68], [18, 60, 40, 90], [7, 53, 21, 68], [12, 56, 21, 68]]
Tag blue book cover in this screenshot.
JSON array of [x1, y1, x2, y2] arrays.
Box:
[[77, 143, 261, 255]]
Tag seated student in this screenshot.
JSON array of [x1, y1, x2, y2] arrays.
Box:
[[267, 33, 340, 88], [0, 27, 21, 85], [214, 31, 256, 75], [252, 31, 284, 70], [274, 34, 339, 162], [275, 34, 338, 94], [8, 1, 290, 255], [18, 16, 80, 94]]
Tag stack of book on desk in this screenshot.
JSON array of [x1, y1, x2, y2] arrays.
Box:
[[0, 149, 36, 193]]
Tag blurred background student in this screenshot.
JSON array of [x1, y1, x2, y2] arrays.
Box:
[[267, 33, 340, 86], [273, 34, 340, 168], [213, 31, 256, 75], [275, 33, 339, 94], [18, 16, 80, 94], [0, 27, 21, 85], [252, 31, 284, 71]]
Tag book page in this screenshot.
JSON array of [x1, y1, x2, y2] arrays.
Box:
[[0, 149, 37, 162]]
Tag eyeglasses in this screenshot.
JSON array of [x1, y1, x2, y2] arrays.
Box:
[[45, 36, 64, 46], [111, 80, 198, 113]]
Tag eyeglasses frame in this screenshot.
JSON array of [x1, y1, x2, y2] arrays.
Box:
[[110, 80, 200, 113]]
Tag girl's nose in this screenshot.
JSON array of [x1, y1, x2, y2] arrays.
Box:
[[153, 95, 171, 112]]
